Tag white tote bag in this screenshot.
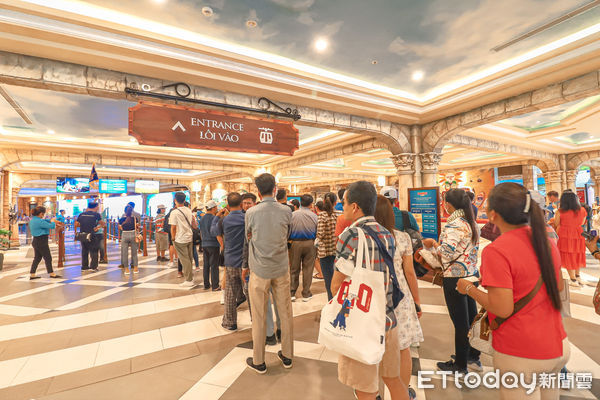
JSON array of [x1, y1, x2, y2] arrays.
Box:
[[318, 228, 387, 365]]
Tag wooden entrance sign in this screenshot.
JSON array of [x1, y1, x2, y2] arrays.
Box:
[[129, 102, 299, 156]]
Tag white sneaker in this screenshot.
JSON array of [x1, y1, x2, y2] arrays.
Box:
[[568, 279, 581, 288], [180, 280, 195, 287], [291, 296, 296, 302], [168, 261, 175, 268], [302, 296, 312, 302]]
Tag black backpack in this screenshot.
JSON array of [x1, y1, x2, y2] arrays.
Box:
[[400, 211, 428, 277]]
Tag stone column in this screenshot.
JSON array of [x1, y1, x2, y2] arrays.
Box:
[[522, 165, 535, 190], [10, 187, 20, 248], [559, 155, 568, 192], [565, 170, 578, 192], [391, 153, 416, 210], [542, 171, 564, 195], [419, 152, 442, 188], [410, 125, 422, 188], [0, 170, 8, 230]]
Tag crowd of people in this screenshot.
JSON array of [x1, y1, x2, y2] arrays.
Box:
[[26, 174, 600, 400]]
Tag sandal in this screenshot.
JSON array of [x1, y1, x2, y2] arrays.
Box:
[[313, 274, 324, 279]]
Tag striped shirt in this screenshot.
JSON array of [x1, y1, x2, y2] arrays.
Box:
[[335, 216, 397, 330], [316, 211, 337, 258], [154, 213, 166, 233], [290, 207, 318, 240]]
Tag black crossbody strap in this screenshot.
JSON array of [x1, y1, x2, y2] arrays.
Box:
[[176, 208, 194, 231]]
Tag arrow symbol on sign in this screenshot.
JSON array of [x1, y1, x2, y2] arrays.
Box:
[[171, 121, 186, 132]]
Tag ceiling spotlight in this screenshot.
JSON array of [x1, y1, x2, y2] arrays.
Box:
[[314, 38, 329, 52], [246, 20, 257, 28], [411, 70, 424, 81], [201, 6, 214, 17], [371, 60, 378, 65], [47, 129, 55, 134], [536, 120, 541, 124]]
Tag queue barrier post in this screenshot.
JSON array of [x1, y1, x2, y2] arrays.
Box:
[[142, 221, 148, 256], [103, 229, 108, 262], [57, 226, 65, 269]]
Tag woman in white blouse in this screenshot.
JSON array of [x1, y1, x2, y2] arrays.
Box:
[[423, 188, 480, 375]]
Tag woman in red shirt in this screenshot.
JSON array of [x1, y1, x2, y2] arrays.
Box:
[[555, 191, 587, 287], [457, 183, 569, 400]]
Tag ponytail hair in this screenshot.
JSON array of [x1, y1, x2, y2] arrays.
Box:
[[444, 188, 479, 245], [488, 183, 561, 310], [323, 192, 337, 216]]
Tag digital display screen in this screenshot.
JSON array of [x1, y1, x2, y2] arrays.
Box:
[[99, 179, 127, 194], [135, 180, 160, 194], [56, 177, 90, 193]]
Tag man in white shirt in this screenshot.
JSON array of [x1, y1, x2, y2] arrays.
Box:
[[170, 192, 198, 287]]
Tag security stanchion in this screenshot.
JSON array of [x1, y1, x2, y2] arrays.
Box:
[[142, 222, 148, 256], [57, 226, 65, 269]]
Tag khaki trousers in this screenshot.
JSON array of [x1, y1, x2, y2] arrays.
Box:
[[289, 240, 316, 298], [173, 241, 194, 282], [249, 271, 294, 364], [493, 338, 571, 400]]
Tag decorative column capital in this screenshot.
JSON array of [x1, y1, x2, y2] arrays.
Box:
[[565, 169, 578, 182], [391, 153, 416, 175], [419, 152, 442, 172], [542, 170, 563, 183]]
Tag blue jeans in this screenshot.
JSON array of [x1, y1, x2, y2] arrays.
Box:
[[193, 244, 199, 268], [320, 256, 335, 301]]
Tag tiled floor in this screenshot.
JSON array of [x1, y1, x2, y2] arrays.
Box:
[[0, 236, 598, 400]]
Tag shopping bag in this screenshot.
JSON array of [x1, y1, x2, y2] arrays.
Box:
[[318, 228, 387, 365]]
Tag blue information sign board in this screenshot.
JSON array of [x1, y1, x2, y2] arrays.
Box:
[[408, 187, 440, 240], [99, 179, 128, 194]]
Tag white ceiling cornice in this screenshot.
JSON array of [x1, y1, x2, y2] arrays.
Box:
[[2, 2, 600, 124]]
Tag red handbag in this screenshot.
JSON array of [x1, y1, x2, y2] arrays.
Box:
[[481, 222, 501, 242]]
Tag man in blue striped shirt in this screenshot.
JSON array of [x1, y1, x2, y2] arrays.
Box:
[[289, 194, 318, 302]]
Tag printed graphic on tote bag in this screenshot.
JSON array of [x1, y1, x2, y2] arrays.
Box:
[[329, 280, 373, 332], [331, 298, 354, 331]]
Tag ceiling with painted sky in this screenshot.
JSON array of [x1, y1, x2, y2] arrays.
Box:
[[79, 0, 600, 96]]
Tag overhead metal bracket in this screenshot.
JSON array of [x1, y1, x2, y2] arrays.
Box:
[[125, 82, 301, 121]]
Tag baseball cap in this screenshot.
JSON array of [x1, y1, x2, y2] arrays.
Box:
[[529, 191, 545, 208], [205, 200, 217, 209], [380, 186, 398, 199], [156, 204, 166, 209]]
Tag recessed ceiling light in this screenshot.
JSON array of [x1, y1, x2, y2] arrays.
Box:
[[47, 129, 55, 134], [536, 120, 541, 124], [411, 70, 424, 82], [201, 6, 214, 17], [314, 38, 329, 52], [371, 60, 378, 65], [246, 20, 257, 28]]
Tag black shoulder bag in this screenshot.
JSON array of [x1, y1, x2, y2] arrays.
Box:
[[176, 209, 201, 245]]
